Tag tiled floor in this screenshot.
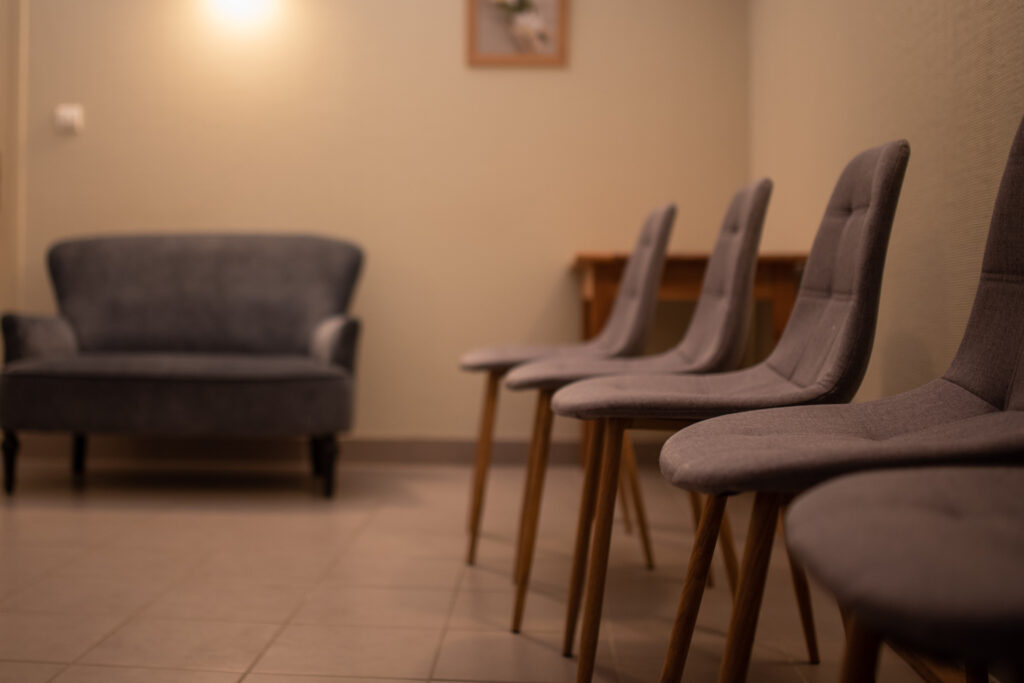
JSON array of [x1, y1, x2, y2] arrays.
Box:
[[0, 442, 924, 682]]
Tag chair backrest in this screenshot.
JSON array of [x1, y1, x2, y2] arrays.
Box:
[[589, 204, 675, 356], [49, 234, 363, 354], [946, 116, 1024, 411], [763, 140, 910, 402], [670, 179, 772, 371]]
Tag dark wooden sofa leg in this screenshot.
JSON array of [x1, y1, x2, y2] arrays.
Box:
[[72, 434, 87, 486], [3, 431, 19, 495], [309, 437, 325, 478], [312, 434, 338, 498]]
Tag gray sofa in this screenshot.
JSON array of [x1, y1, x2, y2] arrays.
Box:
[[0, 234, 363, 497]]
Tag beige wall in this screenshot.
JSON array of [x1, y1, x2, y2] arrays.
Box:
[[0, 1, 8, 278], [17, 0, 751, 441], [749, 0, 1024, 400], [0, 0, 22, 310], [17, 0, 1021, 445]]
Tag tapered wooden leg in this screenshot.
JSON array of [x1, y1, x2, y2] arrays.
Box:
[[466, 370, 502, 565], [563, 419, 604, 657], [622, 436, 654, 569], [716, 492, 783, 683], [511, 390, 554, 633], [780, 506, 819, 664], [687, 491, 703, 530], [719, 508, 740, 596], [2, 432, 18, 495], [514, 391, 549, 583], [688, 492, 715, 588], [581, 421, 595, 467], [618, 468, 634, 534], [840, 617, 882, 683], [659, 494, 727, 683], [576, 419, 625, 683], [72, 434, 87, 486]]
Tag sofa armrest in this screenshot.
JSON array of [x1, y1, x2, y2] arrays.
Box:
[[2, 314, 79, 363], [310, 314, 361, 373]]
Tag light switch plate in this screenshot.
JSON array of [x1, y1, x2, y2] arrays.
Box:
[[54, 103, 85, 134]]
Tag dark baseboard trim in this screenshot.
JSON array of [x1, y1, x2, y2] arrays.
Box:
[[14, 434, 662, 467], [340, 438, 661, 466], [340, 439, 576, 464]]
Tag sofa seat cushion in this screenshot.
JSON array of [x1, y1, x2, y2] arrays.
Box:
[[0, 353, 352, 436]]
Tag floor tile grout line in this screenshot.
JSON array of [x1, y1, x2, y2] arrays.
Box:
[[1, 463, 867, 683], [1, 536, 108, 683], [2, 522, 214, 683], [33, 658, 253, 679], [237, 499, 381, 679], [0, 533, 106, 609], [31, 482, 373, 676], [44, 662, 64, 683], [425, 549, 469, 682], [60, 542, 217, 669]]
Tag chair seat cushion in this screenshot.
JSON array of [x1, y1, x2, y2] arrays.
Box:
[[785, 466, 1024, 663], [0, 353, 352, 436], [505, 349, 705, 391], [658, 379, 1023, 494], [551, 364, 830, 422], [459, 342, 608, 373]]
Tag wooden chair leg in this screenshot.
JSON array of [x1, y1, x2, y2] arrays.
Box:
[[563, 419, 604, 657], [514, 390, 549, 583], [72, 433, 87, 485], [779, 506, 819, 664], [511, 390, 554, 633], [622, 435, 654, 569], [2, 431, 18, 495], [840, 617, 882, 683], [688, 492, 716, 588], [466, 370, 502, 565], [687, 490, 703, 530], [716, 491, 783, 683], [576, 419, 625, 683], [719, 507, 739, 596], [659, 494, 727, 683], [580, 420, 595, 467], [618, 467, 634, 534]]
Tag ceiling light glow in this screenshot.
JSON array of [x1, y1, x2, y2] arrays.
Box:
[[206, 0, 277, 31]]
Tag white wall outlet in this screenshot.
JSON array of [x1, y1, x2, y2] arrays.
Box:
[[54, 103, 85, 134]]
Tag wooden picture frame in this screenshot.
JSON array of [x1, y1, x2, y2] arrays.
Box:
[[467, 0, 568, 67]]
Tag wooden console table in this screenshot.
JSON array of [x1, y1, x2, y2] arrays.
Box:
[[574, 252, 807, 345]]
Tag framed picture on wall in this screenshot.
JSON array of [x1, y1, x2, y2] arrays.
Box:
[[467, 0, 568, 66]]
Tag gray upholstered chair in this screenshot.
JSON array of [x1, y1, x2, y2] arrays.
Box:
[[654, 115, 1024, 683], [551, 140, 910, 683], [786, 467, 1024, 683], [1, 234, 363, 497], [461, 204, 675, 565], [505, 179, 773, 639]]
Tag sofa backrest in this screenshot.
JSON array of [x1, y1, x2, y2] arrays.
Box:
[[48, 234, 363, 354]]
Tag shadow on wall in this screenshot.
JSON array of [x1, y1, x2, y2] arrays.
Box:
[[879, 330, 938, 398]]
